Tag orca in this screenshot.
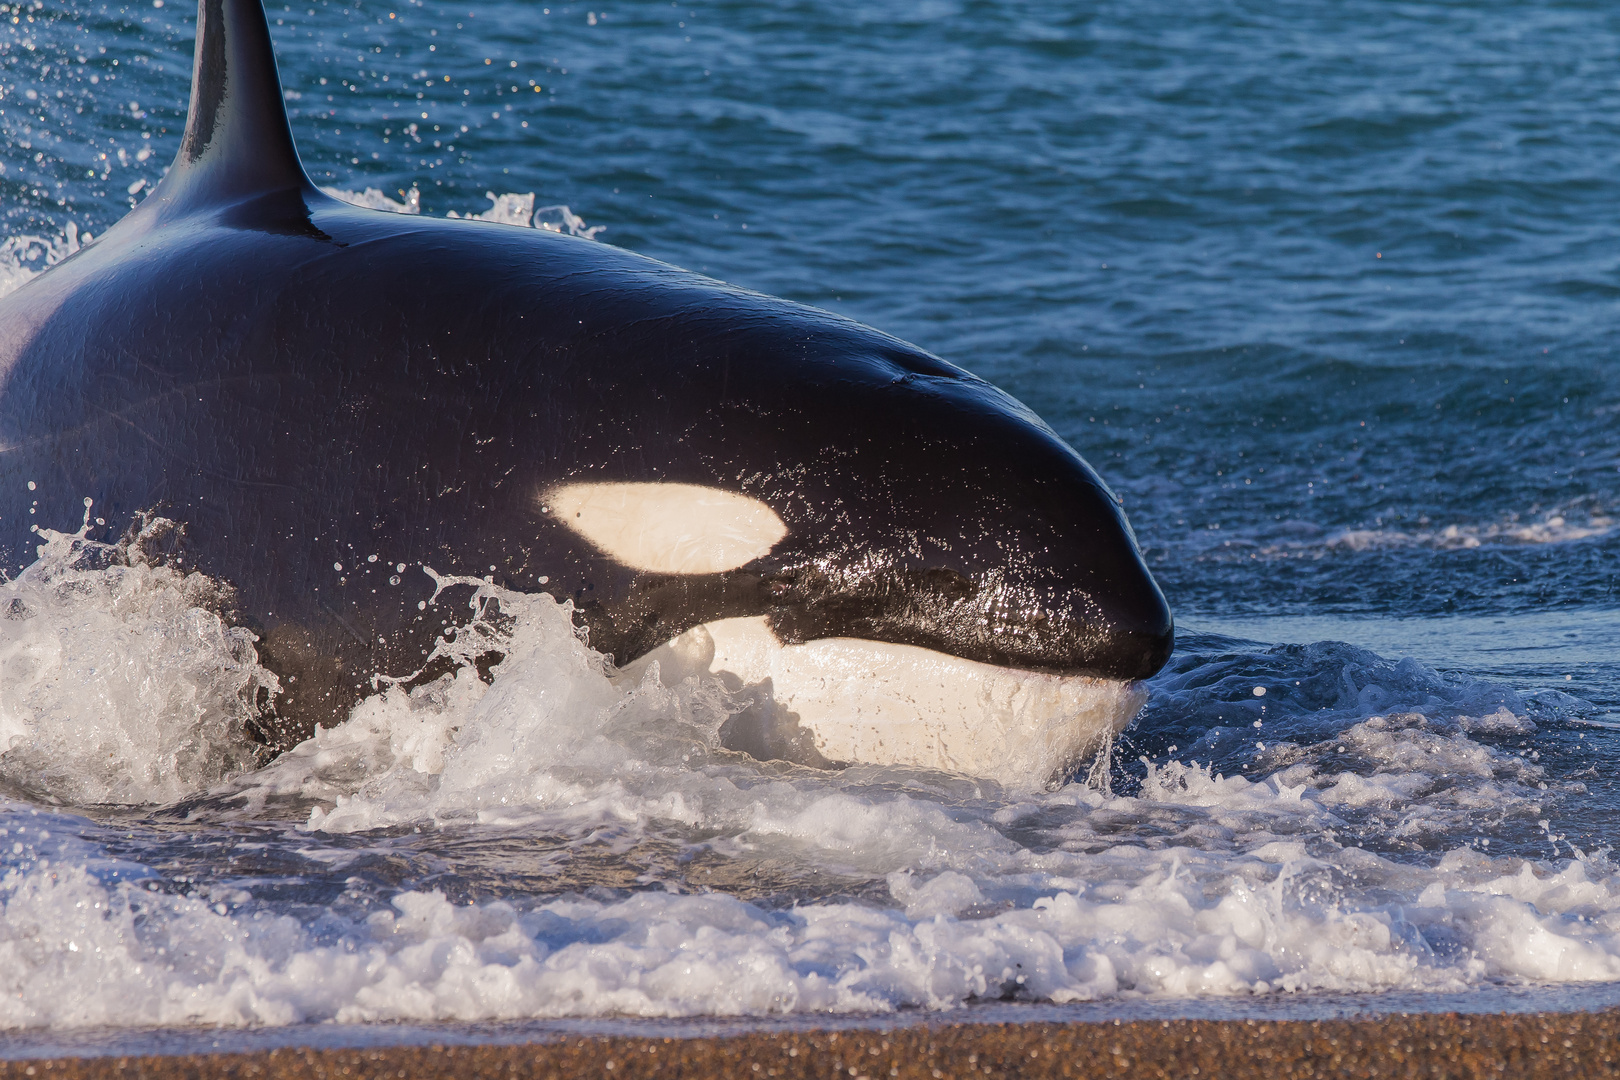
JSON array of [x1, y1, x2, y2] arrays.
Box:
[[0, 0, 1173, 786]]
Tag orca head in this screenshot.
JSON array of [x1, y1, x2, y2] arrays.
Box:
[[548, 336, 1173, 681], [754, 381, 1173, 685], [542, 337, 1173, 784]]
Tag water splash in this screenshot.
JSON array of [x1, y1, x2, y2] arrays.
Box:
[[0, 510, 273, 805], [0, 221, 91, 300], [445, 191, 605, 238]]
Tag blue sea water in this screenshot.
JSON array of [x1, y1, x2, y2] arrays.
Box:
[[1, 0, 1620, 1040]]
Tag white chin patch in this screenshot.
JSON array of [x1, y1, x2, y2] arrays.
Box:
[[546, 482, 787, 575], [620, 616, 1146, 790]]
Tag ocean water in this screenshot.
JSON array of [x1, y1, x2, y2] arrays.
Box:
[[2, 0, 1620, 1038]]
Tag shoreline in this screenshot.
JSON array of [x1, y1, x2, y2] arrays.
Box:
[[2, 1011, 1616, 1079]]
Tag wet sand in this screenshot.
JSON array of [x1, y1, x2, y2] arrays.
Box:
[[2, 1010, 1616, 1079]]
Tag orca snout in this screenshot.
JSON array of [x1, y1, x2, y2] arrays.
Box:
[[1071, 566, 1175, 681], [990, 498, 1175, 681], [749, 393, 1176, 683]]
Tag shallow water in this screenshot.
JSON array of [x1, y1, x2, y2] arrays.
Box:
[[2, 0, 1620, 1038]]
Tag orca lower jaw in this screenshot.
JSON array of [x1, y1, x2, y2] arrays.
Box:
[[619, 616, 1147, 790]]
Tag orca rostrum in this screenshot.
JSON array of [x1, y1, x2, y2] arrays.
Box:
[[0, 0, 1173, 785]]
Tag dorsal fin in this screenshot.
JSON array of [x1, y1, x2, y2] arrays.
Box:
[[152, 0, 311, 213]]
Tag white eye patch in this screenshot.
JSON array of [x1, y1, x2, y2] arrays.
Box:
[[546, 482, 787, 575]]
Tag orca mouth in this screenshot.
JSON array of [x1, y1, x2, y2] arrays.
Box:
[[619, 615, 1148, 789]]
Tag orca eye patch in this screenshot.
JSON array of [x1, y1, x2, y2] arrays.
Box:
[[546, 482, 787, 575]]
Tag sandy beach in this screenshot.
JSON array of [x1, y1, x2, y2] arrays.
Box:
[[2, 1011, 1615, 1079]]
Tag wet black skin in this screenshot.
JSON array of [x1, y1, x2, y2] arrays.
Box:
[[0, 0, 1173, 750]]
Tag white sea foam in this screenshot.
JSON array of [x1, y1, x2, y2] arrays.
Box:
[[1322, 511, 1615, 551], [1, 795, 1618, 1026], [0, 542, 1603, 1027], [1239, 508, 1617, 557], [0, 517, 271, 805]]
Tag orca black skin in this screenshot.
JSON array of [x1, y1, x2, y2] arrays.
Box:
[[0, 0, 1172, 751]]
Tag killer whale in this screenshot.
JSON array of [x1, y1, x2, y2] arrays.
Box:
[[0, 0, 1173, 782]]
